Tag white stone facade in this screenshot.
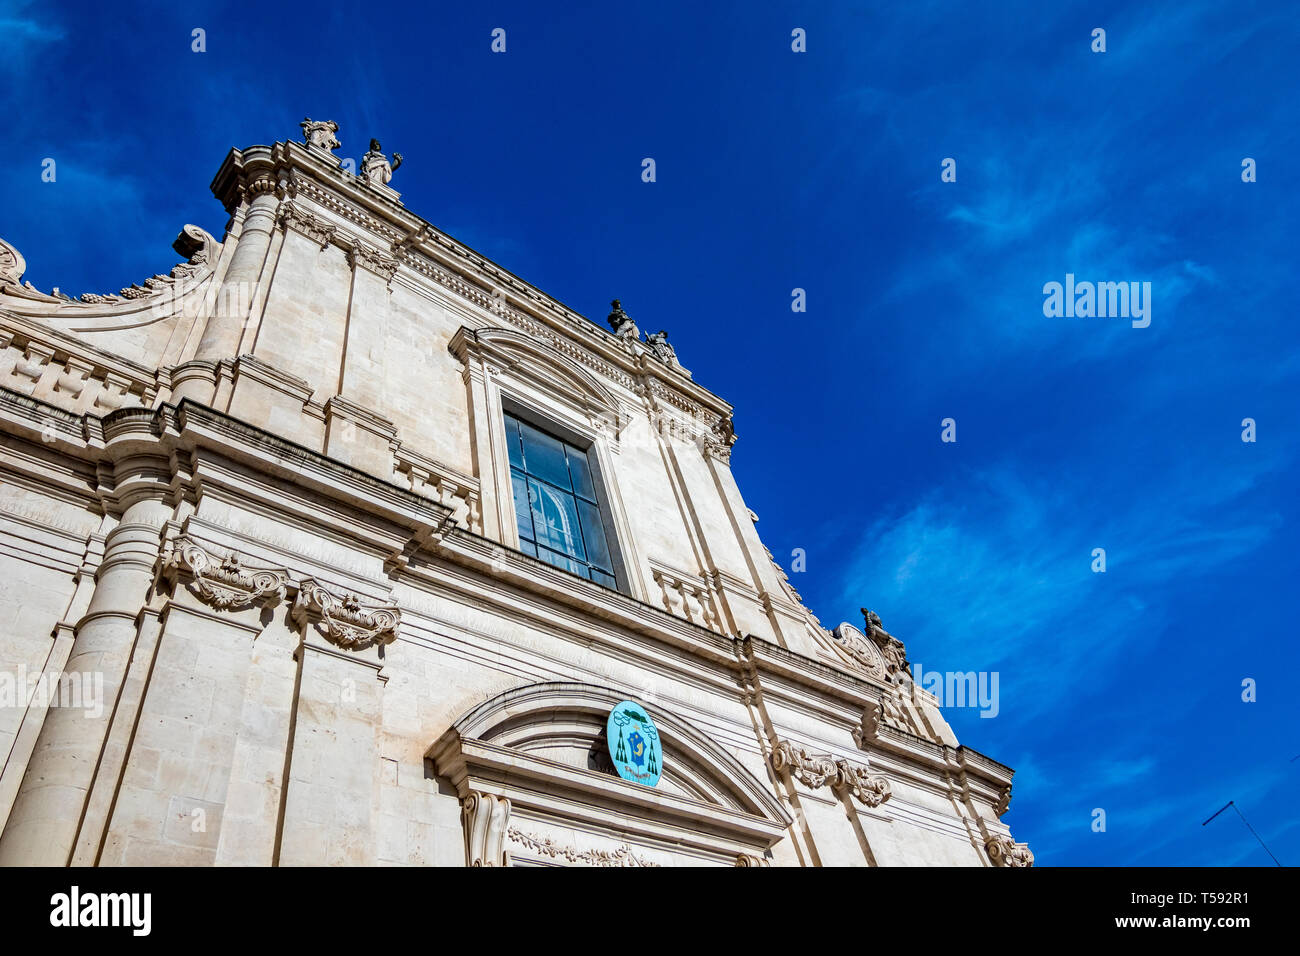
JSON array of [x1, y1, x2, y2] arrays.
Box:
[[0, 122, 1030, 867]]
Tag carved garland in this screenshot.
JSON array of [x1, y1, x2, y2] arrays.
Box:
[[163, 536, 289, 610], [292, 577, 401, 650], [506, 828, 660, 868], [769, 739, 892, 809]]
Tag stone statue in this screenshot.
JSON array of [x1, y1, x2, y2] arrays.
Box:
[[361, 139, 403, 187], [606, 299, 639, 340], [862, 608, 911, 680], [300, 117, 340, 152], [645, 329, 678, 366]]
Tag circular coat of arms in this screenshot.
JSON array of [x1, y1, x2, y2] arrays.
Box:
[[607, 700, 661, 787]]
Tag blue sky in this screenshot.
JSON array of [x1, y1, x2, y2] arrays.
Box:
[[3, 0, 1296, 865]]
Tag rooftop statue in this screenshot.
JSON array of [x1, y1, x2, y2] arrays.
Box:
[[300, 117, 341, 152], [361, 139, 403, 187], [606, 298, 639, 340]]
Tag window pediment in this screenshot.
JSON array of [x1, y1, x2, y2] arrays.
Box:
[[450, 326, 620, 417]]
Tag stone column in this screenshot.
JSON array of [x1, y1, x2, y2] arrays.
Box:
[[0, 472, 170, 865], [194, 173, 280, 366]]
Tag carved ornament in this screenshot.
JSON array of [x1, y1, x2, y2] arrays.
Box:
[[162, 536, 289, 610], [292, 577, 401, 650], [507, 827, 659, 867]]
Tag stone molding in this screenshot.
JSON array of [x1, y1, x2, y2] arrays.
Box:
[[430, 682, 791, 864], [292, 576, 401, 650], [769, 738, 892, 809]]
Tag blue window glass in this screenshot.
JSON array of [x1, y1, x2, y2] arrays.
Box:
[[506, 412, 618, 589]]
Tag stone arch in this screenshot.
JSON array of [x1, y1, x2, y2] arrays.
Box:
[[428, 681, 790, 866]]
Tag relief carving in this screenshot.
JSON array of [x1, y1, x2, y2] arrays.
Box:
[[347, 242, 399, 280], [292, 577, 401, 650], [701, 415, 735, 464], [0, 236, 27, 288], [770, 739, 839, 790], [834, 759, 892, 808], [770, 739, 893, 809], [162, 536, 289, 610], [278, 201, 337, 249], [507, 828, 659, 867], [985, 834, 1035, 868], [829, 622, 888, 679]]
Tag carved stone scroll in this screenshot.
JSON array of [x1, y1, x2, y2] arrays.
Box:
[[292, 577, 401, 650], [770, 739, 840, 790], [770, 738, 892, 809], [834, 759, 892, 808], [278, 201, 337, 249], [462, 791, 511, 867], [985, 834, 1035, 867], [162, 536, 289, 610]]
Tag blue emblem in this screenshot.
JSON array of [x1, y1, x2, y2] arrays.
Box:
[[606, 699, 661, 787]]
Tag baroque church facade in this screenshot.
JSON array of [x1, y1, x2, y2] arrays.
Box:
[[0, 120, 1031, 867]]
